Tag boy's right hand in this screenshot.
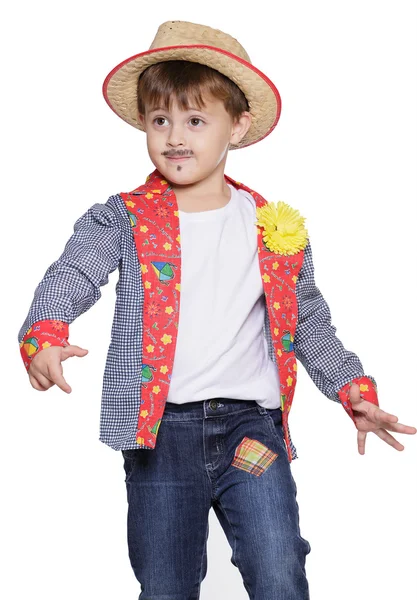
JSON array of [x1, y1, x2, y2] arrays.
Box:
[[28, 345, 89, 394]]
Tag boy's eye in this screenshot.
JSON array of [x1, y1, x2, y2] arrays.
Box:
[[152, 117, 204, 127]]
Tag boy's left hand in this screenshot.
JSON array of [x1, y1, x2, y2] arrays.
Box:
[[349, 383, 417, 455]]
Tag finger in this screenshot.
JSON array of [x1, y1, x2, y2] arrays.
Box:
[[34, 371, 55, 390], [373, 428, 405, 451], [379, 422, 417, 436], [349, 383, 362, 406], [61, 346, 89, 362], [363, 404, 399, 426], [29, 374, 48, 391], [47, 363, 72, 394], [372, 406, 399, 424], [357, 431, 367, 455]]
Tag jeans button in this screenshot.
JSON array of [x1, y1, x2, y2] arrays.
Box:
[[209, 399, 218, 410]]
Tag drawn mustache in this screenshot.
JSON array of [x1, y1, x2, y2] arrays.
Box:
[[162, 150, 193, 157]]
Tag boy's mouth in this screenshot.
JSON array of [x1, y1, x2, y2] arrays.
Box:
[[166, 156, 192, 162]]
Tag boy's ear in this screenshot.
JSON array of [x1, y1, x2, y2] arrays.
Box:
[[138, 112, 146, 129], [230, 111, 252, 146]]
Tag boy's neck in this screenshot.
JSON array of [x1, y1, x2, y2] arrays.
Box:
[[166, 164, 232, 213]]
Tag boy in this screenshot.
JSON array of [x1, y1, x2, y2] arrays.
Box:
[[18, 20, 416, 599]]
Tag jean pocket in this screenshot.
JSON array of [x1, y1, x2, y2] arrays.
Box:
[[264, 408, 284, 446], [231, 436, 278, 477]]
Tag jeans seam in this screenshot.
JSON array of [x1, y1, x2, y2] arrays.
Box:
[[216, 499, 253, 598], [194, 520, 209, 599], [121, 451, 136, 483]]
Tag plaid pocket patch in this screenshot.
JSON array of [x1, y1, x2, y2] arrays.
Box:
[[231, 436, 278, 477]]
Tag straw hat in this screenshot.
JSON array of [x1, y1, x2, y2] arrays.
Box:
[[102, 20, 281, 150]]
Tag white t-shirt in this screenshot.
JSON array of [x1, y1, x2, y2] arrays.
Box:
[[166, 183, 281, 408]]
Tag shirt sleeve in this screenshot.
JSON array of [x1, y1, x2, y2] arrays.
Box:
[[293, 238, 379, 422], [17, 196, 122, 372]]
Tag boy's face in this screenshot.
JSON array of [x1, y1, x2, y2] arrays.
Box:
[[138, 93, 251, 186]]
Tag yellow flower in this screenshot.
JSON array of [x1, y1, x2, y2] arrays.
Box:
[[255, 201, 308, 256]]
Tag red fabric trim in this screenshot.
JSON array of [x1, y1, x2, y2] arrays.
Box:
[[120, 171, 181, 448], [337, 375, 379, 422], [19, 320, 69, 372], [224, 173, 305, 463]]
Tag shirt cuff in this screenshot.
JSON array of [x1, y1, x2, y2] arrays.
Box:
[[337, 375, 379, 422], [19, 320, 69, 372]]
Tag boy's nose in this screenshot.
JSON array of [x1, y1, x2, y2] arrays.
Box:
[[167, 125, 187, 147], [166, 142, 186, 151]]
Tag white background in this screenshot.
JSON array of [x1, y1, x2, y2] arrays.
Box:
[[2, 1, 416, 598]]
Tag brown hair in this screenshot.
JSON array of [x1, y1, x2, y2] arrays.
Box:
[[137, 60, 249, 123]]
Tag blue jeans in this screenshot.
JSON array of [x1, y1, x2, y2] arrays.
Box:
[[122, 398, 311, 599]]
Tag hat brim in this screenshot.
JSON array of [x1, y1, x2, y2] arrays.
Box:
[[102, 44, 281, 150]]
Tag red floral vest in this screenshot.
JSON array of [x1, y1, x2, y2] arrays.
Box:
[[120, 168, 321, 462]]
